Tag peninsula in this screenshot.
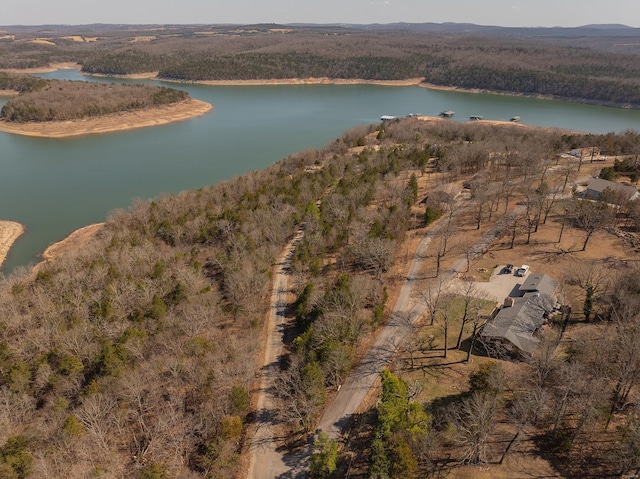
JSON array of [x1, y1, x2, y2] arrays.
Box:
[[0, 98, 211, 138], [0, 73, 211, 138]]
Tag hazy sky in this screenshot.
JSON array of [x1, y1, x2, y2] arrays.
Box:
[[3, 0, 640, 27]]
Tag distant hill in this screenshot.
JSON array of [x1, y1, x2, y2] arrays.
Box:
[[289, 21, 638, 34]]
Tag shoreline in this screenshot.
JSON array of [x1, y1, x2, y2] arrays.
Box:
[[0, 221, 26, 268], [416, 114, 527, 127], [418, 81, 567, 104], [164, 77, 425, 87], [4, 63, 422, 86], [82, 71, 425, 87], [40, 222, 105, 263], [2, 64, 637, 110], [0, 98, 212, 138], [0, 62, 81, 74]]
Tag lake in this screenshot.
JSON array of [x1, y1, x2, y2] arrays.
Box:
[[2, 69, 640, 272]]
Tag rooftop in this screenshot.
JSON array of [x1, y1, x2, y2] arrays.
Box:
[[519, 273, 559, 299], [586, 178, 639, 201], [481, 294, 555, 355], [480, 272, 558, 356]]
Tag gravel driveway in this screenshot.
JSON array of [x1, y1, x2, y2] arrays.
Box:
[[448, 264, 529, 302]]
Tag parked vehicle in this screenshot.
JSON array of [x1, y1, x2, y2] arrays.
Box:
[[515, 265, 530, 276], [503, 264, 514, 274]]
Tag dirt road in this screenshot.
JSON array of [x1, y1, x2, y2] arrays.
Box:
[[246, 226, 309, 479], [316, 206, 522, 438], [246, 196, 524, 476]]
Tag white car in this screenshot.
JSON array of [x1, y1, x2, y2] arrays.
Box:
[[515, 265, 530, 276]]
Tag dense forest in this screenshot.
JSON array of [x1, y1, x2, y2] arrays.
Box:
[[0, 114, 640, 477], [2, 24, 640, 108], [0, 72, 47, 93], [155, 53, 427, 82], [0, 74, 189, 122]]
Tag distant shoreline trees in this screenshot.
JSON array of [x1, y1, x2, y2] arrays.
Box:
[[74, 32, 640, 109]]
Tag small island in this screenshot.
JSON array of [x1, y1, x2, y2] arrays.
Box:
[[0, 73, 211, 138]]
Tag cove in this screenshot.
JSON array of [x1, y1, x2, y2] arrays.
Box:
[[2, 69, 640, 272]]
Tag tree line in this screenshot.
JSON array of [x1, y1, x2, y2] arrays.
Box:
[[423, 63, 640, 107], [0, 72, 47, 93], [0, 76, 189, 122], [73, 29, 640, 108]]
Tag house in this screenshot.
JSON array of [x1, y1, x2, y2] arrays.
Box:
[[479, 273, 559, 357], [420, 182, 460, 206], [584, 178, 639, 203], [519, 273, 559, 300], [570, 147, 600, 159], [463, 169, 492, 189]]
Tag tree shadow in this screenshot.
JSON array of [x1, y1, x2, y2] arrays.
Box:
[[531, 431, 620, 479], [335, 410, 377, 479]]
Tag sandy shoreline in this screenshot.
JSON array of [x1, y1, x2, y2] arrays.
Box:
[[84, 71, 424, 87], [41, 222, 105, 263], [0, 62, 81, 74], [2, 63, 634, 110], [0, 98, 212, 138], [0, 221, 25, 268], [11, 63, 419, 86], [178, 77, 425, 87]]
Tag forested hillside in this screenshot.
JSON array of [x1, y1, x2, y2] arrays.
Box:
[[1, 116, 640, 477], [0, 72, 47, 93], [2, 24, 640, 108], [0, 75, 189, 122]]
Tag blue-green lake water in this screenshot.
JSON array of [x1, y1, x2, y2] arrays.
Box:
[[2, 68, 640, 272]]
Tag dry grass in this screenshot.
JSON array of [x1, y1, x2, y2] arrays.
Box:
[[366, 154, 640, 478], [469, 258, 499, 282], [30, 38, 55, 45]]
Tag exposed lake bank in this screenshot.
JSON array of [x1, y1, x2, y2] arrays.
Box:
[[81, 66, 640, 110], [0, 99, 212, 138], [41, 223, 104, 262], [6, 63, 638, 110], [0, 221, 25, 267]]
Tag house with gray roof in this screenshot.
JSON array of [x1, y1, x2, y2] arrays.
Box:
[[479, 273, 558, 357], [519, 274, 559, 299], [584, 178, 639, 203]]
